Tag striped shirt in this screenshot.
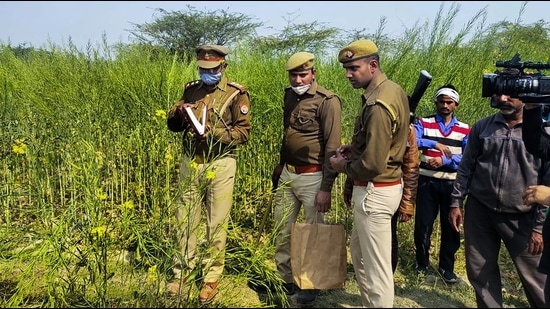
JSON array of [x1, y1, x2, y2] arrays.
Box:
[[414, 114, 470, 180]]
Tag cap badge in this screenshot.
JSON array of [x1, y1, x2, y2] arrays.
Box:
[[345, 50, 354, 59]]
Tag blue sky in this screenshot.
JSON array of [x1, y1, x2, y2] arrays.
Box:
[[0, 1, 545, 49]]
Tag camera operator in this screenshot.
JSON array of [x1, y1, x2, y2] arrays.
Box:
[[484, 54, 550, 306], [448, 92, 549, 307]]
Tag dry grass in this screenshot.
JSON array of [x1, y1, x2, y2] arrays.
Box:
[[206, 217, 530, 308]]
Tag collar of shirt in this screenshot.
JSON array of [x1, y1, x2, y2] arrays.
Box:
[[435, 113, 458, 135]]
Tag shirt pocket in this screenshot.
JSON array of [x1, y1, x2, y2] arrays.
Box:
[[289, 108, 319, 133]]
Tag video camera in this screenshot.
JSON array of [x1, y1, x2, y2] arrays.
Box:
[[482, 53, 550, 104]]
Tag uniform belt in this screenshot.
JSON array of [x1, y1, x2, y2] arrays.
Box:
[[353, 179, 402, 187], [286, 163, 323, 174]]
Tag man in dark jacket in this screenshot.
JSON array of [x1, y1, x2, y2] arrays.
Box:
[[450, 94, 548, 307]]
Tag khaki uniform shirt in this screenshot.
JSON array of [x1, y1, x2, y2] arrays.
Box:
[[346, 73, 410, 182], [279, 81, 342, 191], [167, 76, 251, 159]]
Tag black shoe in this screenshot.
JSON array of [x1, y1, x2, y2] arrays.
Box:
[[283, 282, 297, 295], [297, 289, 319, 306], [438, 268, 458, 283], [415, 265, 429, 276]]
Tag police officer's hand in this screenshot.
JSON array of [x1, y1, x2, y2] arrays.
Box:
[[448, 207, 463, 233], [337, 145, 352, 160], [174, 101, 193, 116], [315, 190, 331, 213], [177, 101, 202, 132], [330, 150, 349, 173], [528, 231, 544, 255], [271, 164, 284, 192], [435, 142, 452, 159]]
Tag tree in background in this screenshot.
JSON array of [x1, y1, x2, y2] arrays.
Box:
[[128, 5, 263, 61], [127, 5, 378, 61], [245, 11, 341, 57]]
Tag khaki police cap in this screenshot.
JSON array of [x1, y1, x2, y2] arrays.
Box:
[[285, 52, 315, 71], [196, 44, 229, 69], [338, 39, 378, 63]]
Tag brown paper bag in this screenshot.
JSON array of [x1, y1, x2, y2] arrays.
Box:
[[290, 222, 347, 290]]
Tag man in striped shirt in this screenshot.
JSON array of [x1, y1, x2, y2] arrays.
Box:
[[413, 84, 470, 283]]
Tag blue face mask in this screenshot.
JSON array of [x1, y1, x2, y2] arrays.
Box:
[[200, 72, 222, 85]]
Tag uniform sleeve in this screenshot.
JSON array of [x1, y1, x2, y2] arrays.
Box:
[[399, 125, 420, 215], [450, 122, 481, 208], [166, 94, 189, 132], [212, 91, 251, 145], [319, 95, 343, 192], [345, 104, 393, 180]]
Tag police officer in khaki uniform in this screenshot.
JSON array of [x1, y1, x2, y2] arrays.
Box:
[[166, 44, 251, 304], [330, 39, 409, 308], [271, 52, 342, 306]]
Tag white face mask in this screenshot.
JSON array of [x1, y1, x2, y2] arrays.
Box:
[[291, 84, 311, 95]]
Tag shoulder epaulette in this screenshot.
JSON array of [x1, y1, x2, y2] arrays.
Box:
[[228, 81, 248, 94], [315, 86, 336, 99], [184, 80, 201, 90], [376, 99, 398, 134]]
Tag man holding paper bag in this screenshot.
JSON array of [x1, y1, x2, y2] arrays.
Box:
[[271, 51, 342, 307], [166, 44, 251, 304]]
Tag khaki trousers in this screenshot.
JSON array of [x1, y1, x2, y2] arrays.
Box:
[[350, 182, 402, 308], [173, 156, 236, 283], [274, 164, 324, 283]]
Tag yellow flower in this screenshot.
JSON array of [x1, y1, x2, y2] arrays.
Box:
[[121, 200, 134, 210], [155, 109, 167, 119], [12, 139, 27, 155], [147, 265, 158, 283], [165, 152, 173, 162], [96, 188, 107, 201], [189, 161, 198, 170], [91, 225, 107, 236], [205, 169, 216, 180]]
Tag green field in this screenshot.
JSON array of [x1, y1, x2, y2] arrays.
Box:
[[1, 9, 549, 307]]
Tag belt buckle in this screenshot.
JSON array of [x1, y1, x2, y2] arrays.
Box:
[[287, 164, 296, 173]]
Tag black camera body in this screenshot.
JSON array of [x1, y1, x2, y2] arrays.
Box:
[[482, 53, 550, 104]]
